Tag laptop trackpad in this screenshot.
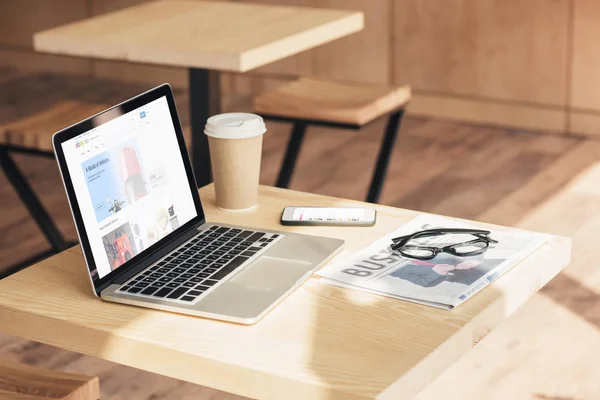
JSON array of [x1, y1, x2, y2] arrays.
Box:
[[232, 256, 311, 288]]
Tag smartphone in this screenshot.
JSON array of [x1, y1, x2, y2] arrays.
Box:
[[281, 206, 376, 227]]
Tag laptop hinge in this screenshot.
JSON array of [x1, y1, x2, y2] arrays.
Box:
[[96, 220, 206, 294]]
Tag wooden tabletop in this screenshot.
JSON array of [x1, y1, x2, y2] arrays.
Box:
[[32, 0, 364, 72], [0, 186, 570, 400]]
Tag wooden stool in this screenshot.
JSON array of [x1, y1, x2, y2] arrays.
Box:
[[253, 78, 411, 203], [0, 359, 99, 399], [0, 71, 188, 277]]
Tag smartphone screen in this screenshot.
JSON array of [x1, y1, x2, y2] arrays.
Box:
[[281, 207, 376, 226], [292, 207, 365, 222]]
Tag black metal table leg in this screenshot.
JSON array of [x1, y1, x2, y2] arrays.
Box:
[[366, 109, 405, 203], [0, 145, 68, 251], [276, 122, 307, 188], [189, 68, 221, 188]]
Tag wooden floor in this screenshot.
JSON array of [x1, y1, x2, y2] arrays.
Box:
[[1, 114, 599, 399]]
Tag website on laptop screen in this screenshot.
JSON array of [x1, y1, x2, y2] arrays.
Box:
[[61, 96, 197, 280]]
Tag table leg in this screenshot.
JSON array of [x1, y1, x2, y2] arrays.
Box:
[[189, 68, 221, 188], [366, 109, 405, 203]]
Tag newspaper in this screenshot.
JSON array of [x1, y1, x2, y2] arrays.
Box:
[[317, 214, 549, 309]]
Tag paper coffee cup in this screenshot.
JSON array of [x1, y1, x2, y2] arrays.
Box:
[[204, 113, 266, 211]]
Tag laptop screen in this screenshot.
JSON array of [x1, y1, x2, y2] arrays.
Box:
[[61, 96, 197, 280]]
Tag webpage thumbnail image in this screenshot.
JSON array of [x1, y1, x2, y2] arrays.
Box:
[[130, 198, 181, 253], [82, 138, 149, 223], [102, 222, 138, 271], [101, 199, 180, 271]]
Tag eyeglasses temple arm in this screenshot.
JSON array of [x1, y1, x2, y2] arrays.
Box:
[[391, 228, 494, 247]]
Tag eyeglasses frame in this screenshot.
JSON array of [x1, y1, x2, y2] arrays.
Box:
[[391, 228, 498, 260]]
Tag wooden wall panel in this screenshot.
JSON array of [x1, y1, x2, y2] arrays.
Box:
[[91, 0, 150, 15], [242, 0, 391, 85], [311, 0, 390, 84], [570, 0, 600, 111], [220, 73, 293, 111], [93, 60, 188, 88], [0, 48, 92, 75], [569, 111, 600, 137], [409, 93, 566, 133], [394, 0, 570, 106], [92, 0, 224, 14], [0, 0, 88, 48], [2, 0, 600, 136]]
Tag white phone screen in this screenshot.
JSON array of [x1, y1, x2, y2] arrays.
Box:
[[291, 207, 367, 222]]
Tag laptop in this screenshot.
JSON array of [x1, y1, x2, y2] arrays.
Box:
[[52, 84, 344, 324]]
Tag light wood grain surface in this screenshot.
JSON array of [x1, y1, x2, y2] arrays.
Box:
[[0, 185, 569, 399], [0, 358, 99, 400], [33, 0, 364, 72], [393, 0, 570, 107], [571, 0, 600, 112], [253, 78, 411, 125]]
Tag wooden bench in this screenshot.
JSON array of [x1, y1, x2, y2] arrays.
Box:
[[0, 359, 99, 399], [253, 78, 411, 203], [0, 70, 188, 276]]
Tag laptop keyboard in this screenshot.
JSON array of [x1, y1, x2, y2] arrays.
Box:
[[118, 226, 281, 302]]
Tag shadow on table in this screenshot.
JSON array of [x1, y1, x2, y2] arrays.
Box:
[[542, 273, 600, 331]]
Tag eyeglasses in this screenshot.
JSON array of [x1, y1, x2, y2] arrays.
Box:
[[390, 228, 498, 260]]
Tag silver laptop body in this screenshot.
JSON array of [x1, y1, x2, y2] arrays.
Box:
[[102, 222, 342, 324], [52, 84, 343, 324]]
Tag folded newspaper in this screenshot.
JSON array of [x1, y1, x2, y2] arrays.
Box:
[[317, 214, 549, 309]]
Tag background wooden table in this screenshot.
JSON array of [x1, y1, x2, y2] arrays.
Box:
[[32, 0, 364, 187], [0, 185, 570, 400]]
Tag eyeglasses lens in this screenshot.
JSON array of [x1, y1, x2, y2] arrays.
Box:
[[451, 241, 487, 255], [400, 247, 435, 258]]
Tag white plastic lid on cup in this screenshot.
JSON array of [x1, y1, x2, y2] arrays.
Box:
[[204, 113, 266, 139]]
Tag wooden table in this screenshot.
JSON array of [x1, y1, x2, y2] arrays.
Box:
[[0, 186, 570, 400], [32, 0, 364, 188]]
